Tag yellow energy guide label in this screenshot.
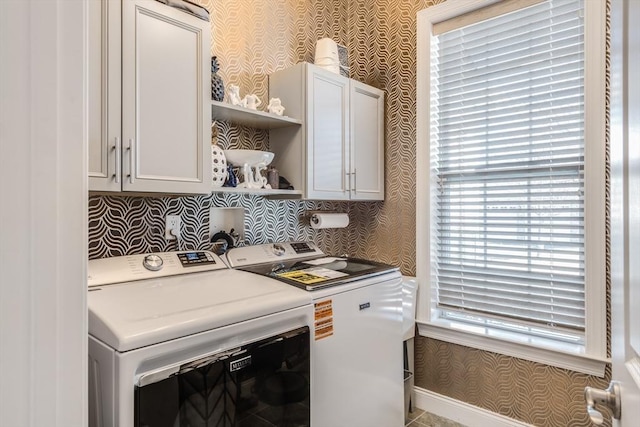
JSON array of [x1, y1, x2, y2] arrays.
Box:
[[314, 300, 334, 340]]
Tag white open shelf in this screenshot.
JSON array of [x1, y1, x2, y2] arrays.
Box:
[[211, 100, 302, 129], [212, 187, 303, 199]]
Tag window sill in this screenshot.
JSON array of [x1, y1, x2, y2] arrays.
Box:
[[417, 319, 609, 377]]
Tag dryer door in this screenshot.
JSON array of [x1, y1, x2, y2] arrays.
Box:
[[134, 326, 310, 427]]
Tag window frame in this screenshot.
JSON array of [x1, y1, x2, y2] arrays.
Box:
[[416, 0, 608, 376]]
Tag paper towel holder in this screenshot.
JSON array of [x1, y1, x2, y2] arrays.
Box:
[[305, 210, 326, 227], [304, 210, 349, 228], [304, 210, 343, 218]]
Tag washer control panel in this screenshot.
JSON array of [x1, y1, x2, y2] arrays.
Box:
[[88, 250, 226, 287], [225, 241, 324, 267]]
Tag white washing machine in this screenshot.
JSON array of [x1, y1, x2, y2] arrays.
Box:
[[88, 250, 313, 427], [225, 242, 404, 427]]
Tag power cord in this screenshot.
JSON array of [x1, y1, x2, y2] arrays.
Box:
[[170, 228, 183, 251]]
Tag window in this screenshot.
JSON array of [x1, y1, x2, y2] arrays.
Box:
[[416, 0, 607, 375]]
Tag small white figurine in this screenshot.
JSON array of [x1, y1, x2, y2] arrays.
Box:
[[227, 84, 242, 106], [267, 98, 285, 116], [242, 94, 261, 110]]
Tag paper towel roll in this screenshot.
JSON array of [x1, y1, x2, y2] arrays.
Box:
[[310, 213, 349, 229]]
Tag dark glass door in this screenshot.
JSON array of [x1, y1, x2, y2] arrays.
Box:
[[135, 327, 310, 427]]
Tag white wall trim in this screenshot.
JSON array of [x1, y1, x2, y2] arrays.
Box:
[[418, 321, 609, 377], [413, 387, 535, 427], [582, 0, 609, 361], [0, 0, 88, 425]]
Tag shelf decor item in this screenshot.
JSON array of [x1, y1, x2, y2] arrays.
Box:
[[267, 98, 285, 116], [314, 38, 339, 74], [337, 43, 349, 77], [223, 164, 238, 187], [211, 144, 228, 188], [227, 84, 243, 106], [242, 94, 261, 110], [224, 149, 274, 189], [267, 166, 279, 189], [211, 56, 224, 102]]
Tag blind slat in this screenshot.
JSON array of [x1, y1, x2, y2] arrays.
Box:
[[439, 291, 584, 309], [438, 255, 584, 270], [437, 138, 584, 158], [437, 243, 583, 258]]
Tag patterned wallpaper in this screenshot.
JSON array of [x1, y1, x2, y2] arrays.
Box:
[[88, 194, 350, 258], [87, 0, 613, 425]]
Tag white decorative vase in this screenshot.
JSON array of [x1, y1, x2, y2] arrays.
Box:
[[211, 145, 228, 187]]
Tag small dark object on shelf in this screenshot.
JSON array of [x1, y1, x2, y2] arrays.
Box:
[[267, 166, 279, 189], [211, 56, 224, 102], [279, 175, 294, 190], [223, 164, 238, 187]]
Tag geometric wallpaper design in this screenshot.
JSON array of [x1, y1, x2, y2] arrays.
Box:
[[418, 338, 612, 427], [88, 193, 350, 259], [87, 0, 613, 425]]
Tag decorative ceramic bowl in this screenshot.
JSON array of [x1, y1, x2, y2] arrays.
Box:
[[223, 149, 274, 167], [223, 150, 275, 189]]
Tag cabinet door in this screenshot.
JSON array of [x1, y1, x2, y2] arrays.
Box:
[[350, 81, 384, 200], [88, 0, 121, 192], [306, 66, 350, 200], [122, 0, 211, 194]]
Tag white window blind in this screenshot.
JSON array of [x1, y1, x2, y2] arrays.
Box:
[[430, 0, 585, 336]]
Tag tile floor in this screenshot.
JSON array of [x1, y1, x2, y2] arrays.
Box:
[[406, 408, 468, 427]]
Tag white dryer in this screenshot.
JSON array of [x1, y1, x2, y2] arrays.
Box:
[[88, 250, 313, 427]]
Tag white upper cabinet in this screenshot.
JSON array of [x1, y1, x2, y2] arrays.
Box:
[[89, 0, 211, 194], [350, 80, 385, 200], [305, 67, 350, 200], [269, 63, 385, 201]]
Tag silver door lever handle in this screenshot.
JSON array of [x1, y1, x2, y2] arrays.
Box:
[[584, 381, 621, 424]]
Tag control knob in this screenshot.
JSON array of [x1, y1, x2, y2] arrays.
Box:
[[142, 254, 163, 271], [272, 243, 286, 256]]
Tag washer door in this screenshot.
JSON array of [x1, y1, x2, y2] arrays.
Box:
[[134, 327, 310, 427]]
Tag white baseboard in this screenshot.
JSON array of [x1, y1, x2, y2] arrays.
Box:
[[413, 387, 535, 427]]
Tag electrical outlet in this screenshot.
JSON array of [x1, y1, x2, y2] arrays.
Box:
[[165, 215, 181, 240]]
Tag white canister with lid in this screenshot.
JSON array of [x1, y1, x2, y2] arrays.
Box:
[[315, 38, 339, 74]]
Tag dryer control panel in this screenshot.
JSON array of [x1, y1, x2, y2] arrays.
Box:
[[88, 250, 226, 287]]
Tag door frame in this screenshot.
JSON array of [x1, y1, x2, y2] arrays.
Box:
[[610, 0, 640, 425], [0, 1, 88, 425]]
